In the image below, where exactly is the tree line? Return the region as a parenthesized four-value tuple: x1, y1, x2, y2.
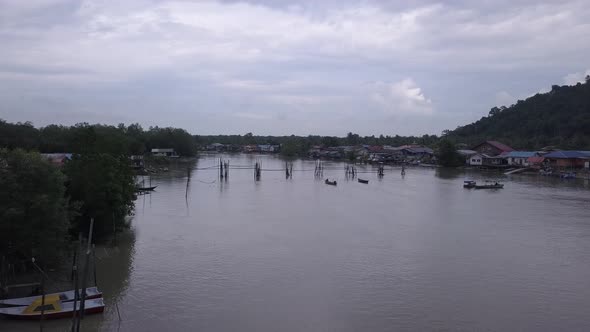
(0, 121, 198, 156)
(446, 77, 590, 149)
(0, 148, 136, 270)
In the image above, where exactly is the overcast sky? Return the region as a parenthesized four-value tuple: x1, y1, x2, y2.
(0, 0, 589, 136)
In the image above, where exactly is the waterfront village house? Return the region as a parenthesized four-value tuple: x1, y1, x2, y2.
(543, 151, 590, 169)
(206, 143, 225, 152)
(130, 155, 144, 169)
(40, 153, 72, 166)
(354, 146, 370, 159)
(468, 153, 505, 166)
(471, 141, 514, 156)
(258, 144, 280, 153)
(402, 146, 434, 161)
(382, 146, 405, 161)
(468, 153, 485, 166)
(504, 151, 539, 167)
(457, 150, 477, 164)
(151, 148, 178, 157)
(527, 156, 547, 169)
(243, 145, 257, 153)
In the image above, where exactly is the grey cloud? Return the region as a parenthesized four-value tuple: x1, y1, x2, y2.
(0, 0, 588, 136)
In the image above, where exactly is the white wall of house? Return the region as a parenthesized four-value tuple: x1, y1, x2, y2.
(469, 154, 483, 166)
(508, 157, 529, 166)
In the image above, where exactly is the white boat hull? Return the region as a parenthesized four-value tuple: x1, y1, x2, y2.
(0, 298, 104, 320)
(0, 287, 101, 306)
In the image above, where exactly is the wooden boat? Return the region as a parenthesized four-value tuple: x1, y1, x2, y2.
(463, 180, 476, 188)
(0, 287, 101, 306)
(325, 179, 337, 186)
(0, 296, 104, 320)
(135, 185, 157, 192)
(358, 179, 369, 184)
(474, 182, 504, 189)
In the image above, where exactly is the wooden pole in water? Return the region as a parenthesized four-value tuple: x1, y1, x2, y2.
(92, 244, 97, 287)
(70, 259, 79, 332)
(31, 258, 46, 332)
(112, 212, 117, 246)
(0, 256, 4, 296)
(39, 264, 45, 332)
(70, 250, 77, 282)
(77, 218, 94, 327)
(185, 165, 191, 200)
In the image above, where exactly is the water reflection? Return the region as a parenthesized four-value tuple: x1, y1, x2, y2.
(434, 167, 467, 179)
(94, 229, 136, 331)
(4, 155, 590, 332)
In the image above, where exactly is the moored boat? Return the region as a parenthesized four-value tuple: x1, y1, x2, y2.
(474, 181, 504, 189)
(135, 185, 157, 192)
(0, 287, 101, 306)
(358, 179, 369, 184)
(0, 296, 104, 320)
(463, 180, 476, 188)
(325, 179, 337, 186)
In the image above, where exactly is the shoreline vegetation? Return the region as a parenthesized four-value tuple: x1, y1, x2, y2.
(1, 78, 589, 297)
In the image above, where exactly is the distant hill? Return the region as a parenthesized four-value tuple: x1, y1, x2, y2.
(447, 78, 590, 150)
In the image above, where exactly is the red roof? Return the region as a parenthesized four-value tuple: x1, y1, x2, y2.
(528, 156, 545, 164)
(472, 141, 514, 152)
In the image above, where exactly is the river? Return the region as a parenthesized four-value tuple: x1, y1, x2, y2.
(5, 154, 590, 331)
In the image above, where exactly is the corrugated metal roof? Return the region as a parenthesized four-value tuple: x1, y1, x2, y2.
(527, 156, 545, 163)
(506, 151, 538, 158)
(544, 151, 590, 159)
(471, 141, 514, 152)
(457, 149, 477, 156)
(488, 141, 514, 152)
(404, 147, 434, 154)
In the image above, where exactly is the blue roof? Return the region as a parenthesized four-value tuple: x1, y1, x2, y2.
(544, 151, 590, 159)
(506, 151, 537, 158)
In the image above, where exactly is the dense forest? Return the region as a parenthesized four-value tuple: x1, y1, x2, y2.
(446, 76, 590, 149)
(0, 121, 197, 156)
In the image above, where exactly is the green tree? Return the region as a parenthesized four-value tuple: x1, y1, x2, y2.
(346, 150, 357, 162)
(0, 149, 72, 265)
(437, 139, 462, 167)
(0, 120, 40, 150)
(64, 153, 136, 238)
(146, 127, 197, 156)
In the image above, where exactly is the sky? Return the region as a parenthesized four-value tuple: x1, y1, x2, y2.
(0, 0, 589, 136)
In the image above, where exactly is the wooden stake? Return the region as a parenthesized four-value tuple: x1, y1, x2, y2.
(78, 218, 94, 328)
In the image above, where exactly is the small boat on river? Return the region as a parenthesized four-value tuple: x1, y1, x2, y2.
(0, 296, 104, 320)
(135, 186, 157, 192)
(325, 179, 337, 186)
(463, 180, 477, 188)
(0, 287, 101, 306)
(358, 179, 369, 184)
(474, 181, 504, 189)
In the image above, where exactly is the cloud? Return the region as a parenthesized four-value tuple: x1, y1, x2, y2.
(495, 91, 516, 107)
(371, 79, 433, 115)
(232, 112, 271, 120)
(563, 69, 590, 85)
(0, 0, 589, 135)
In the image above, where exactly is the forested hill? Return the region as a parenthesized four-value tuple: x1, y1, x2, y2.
(447, 77, 590, 149)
